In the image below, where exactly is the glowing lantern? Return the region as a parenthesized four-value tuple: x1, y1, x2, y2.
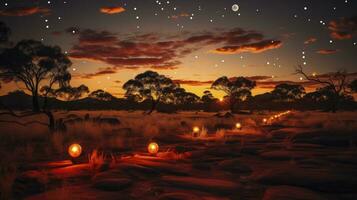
(193, 126, 200, 133)
(147, 142, 159, 154)
(235, 122, 242, 129)
(263, 118, 267, 123)
(68, 143, 82, 158)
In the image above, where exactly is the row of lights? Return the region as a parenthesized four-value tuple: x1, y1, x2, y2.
(262, 110, 291, 124)
(68, 142, 161, 159)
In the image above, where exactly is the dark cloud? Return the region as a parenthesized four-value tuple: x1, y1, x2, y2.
(100, 6, 125, 14)
(328, 16, 357, 40)
(0, 6, 50, 16)
(316, 49, 340, 55)
(67, 27, 282, 70)
(257, 72, 357, 89)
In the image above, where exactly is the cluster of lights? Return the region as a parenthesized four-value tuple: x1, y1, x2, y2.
(262, 110, 292, 124)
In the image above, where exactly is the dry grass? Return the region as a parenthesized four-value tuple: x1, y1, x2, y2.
(88, 150, 106, 173)
(0, 110, 357, 197)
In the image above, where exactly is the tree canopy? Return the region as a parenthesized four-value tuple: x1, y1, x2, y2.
(89, 89, 115, 101)
(211, 76, 256, 112)
(271, 83, 305, 102)
(123, 70, 178, 113)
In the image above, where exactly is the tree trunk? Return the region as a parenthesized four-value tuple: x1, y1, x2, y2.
(44, 111, 55, 132)
(229, 98, 236, 113)
(330, 94, 338, 113)
(32, 93, 40, 112)
(147, 98, 159, 115)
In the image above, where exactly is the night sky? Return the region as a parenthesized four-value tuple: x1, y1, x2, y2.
(1, 0, 357, 98)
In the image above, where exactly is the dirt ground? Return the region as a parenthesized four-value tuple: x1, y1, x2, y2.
(1, 111, 357, 200)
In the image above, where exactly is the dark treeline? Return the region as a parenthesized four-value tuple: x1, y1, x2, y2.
(1, 83, 356, 113)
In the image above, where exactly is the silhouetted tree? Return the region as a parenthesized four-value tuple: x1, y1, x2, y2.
(174, 88, 199, 105)
(211, 76, 256, 113)
(89, 89, 114, 101)
(201, 90, 216, 104)
(296, 66, 354, 112)
(123, 71, 177, 114)
(0, 40, 72, 112)
(271, 83, 305, 102)
(0, 40, 79, 131)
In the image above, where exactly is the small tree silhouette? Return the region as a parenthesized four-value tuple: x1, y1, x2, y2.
(211, 76, 256, 113)
(89, 89, 114, 101)
(271, 83, 305, 102)
(167, 88, 200, 105)
(123, 70, 177, 114)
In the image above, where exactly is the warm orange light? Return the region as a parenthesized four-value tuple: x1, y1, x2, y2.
(147, 142, 159, 154)
(235, 122, 242, 129)
(219, 98, 224, 102)
(263, 118, 267, 123)
(193, 126, 200, 133)
(68, 143, 82, 158)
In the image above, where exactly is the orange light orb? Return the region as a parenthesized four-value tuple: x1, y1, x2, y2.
(235, 122, 242, 129)
(263, 118, 267, 123)
(193, 126, 200, 133)
(219, 98, 224, 102)
(68, 143, 82, 158)
(147, 142, 159, 154)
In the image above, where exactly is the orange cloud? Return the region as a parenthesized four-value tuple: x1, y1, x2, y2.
(171, 13, 190, 20)
(304, 37, 317, 45)
(0, 6, 50, 16)
(316, 49, 340, 55)
(76, 68, 117, 79)
(173, 79, 213, 86)
(213, 40, 282, 54)
(100, 6, 125, 14)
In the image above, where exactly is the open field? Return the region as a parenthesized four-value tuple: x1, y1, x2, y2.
(1, 111, 357, 200)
